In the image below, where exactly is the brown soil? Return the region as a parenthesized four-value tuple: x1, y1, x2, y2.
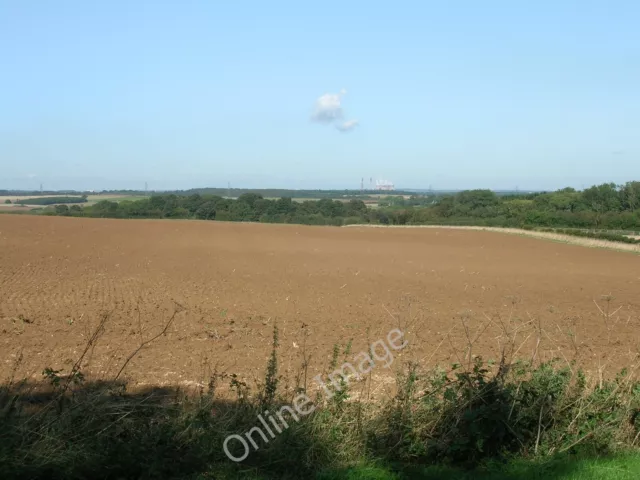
(1, 216, 639, 391)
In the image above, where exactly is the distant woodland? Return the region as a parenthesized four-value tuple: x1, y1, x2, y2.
(40, 181, 640, 232)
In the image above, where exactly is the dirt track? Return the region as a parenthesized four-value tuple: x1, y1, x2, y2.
(1, 216, 639, 390)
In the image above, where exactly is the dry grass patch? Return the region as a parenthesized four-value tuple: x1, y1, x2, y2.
(346, 224, 640, 254)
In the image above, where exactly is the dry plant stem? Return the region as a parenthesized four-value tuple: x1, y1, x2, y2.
(446, 334, 467, 378)
(534, 403, 544, 454)
(460, 316, 473, 371)
(486, 309, 533, 367)
(530, 315, 542, 365)
(301, 324, 310, 394)
(593, 297, 623, 346)
(463, 317, 493, 370)
(418, 329, 451, 365)
(61, 311, 110, 394)
(113, 303, 182, 382)
(556, 321, 580, 360)
(512, 333, 533, 361)
(382, 303, 420, 341)
(542, 330, 573, 374)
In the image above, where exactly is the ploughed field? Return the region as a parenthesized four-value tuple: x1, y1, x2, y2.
(1, 215, 639, 390)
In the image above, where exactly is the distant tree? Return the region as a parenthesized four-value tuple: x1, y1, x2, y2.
(92, 200, 120, 217)
(534, 191, 581, 212)
(620, 181, 640, 211)
(230, 199, 254, 221)
(582, 183, 622, 226)
(195, 201, 216, 220)
(54, 204, 70, 215)
(274, 197, 296, 215)
(4, 199, 11, 204)
(315, 198, 345, 217)
(161, 195, 180, 217)
(183, 193, 203, 214)
(237, 193, 263, 209)
(502, 199, 534, 218)
(434, 196, 455, 217)
(166, 207, 189, 218)
(346, 199, 367, 216)
(148, 195, 165, 209)
(456, 190, 499, 209)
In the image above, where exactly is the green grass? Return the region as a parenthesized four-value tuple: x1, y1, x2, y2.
(316, 455, 640, 480)
(0, 208, 38, 215)
(203, 455, 640, 479)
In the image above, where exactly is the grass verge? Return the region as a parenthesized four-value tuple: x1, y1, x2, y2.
(344, 224, 640, 254)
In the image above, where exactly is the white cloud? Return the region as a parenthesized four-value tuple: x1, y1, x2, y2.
(311, 89, 359, 133)
(311, 91, 345, 123)
(336, 119, 359, 133)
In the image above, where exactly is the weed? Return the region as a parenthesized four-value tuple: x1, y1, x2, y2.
(259, 325, 280, 407)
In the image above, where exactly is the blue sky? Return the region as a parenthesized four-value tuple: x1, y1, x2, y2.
(1, 1, 638, 191)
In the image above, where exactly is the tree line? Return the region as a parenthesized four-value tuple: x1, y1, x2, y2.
(50, 193, 372, 226)
(401, 182, 640, 230)
(45, 182, 640, 230)
(17, 196, 88, 205)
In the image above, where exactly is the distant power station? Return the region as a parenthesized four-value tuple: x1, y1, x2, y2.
(361, 177, 395, 191)
(374, 179, 395, 191)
